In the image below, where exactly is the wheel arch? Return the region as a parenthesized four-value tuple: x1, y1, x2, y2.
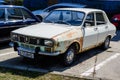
(106, 35, 112, 41)
(66, 41, 81, 54)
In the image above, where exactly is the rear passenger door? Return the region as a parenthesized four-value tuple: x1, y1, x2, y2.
(95, 12, 108, 44)
(6, 8, 26, 28)
(5, 8, 26, 38)
(0, 8, 9, 40)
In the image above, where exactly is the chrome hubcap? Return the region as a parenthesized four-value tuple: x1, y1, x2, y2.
(66, 50, 74, 63)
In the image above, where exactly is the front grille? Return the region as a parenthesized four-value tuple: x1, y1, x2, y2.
(18, 35, 45, 46)
(29, 38, 37, 45)
(19, 36, 25, 43)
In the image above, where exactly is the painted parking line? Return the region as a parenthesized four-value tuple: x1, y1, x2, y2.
(81, 53, 120, 76)
(0, 52, 15, 57)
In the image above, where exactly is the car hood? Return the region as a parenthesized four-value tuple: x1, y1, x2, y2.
(12, 23, 72, 39)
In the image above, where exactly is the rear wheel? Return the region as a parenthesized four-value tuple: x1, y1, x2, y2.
(102, 37, 110, 50)
(63, 46, 76, 66)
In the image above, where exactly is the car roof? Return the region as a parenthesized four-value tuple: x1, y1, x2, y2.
(55, 8, 103, 14)
(51, 3, 86, 7)
(0, 1, 5, 3)
(0, 5, 24, 8)
(0, 0, 8, 4)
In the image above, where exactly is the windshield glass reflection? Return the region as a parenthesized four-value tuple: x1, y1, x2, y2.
(44, 10, 85, 26)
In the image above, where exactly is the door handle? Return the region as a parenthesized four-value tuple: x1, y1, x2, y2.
(94, 27, 98, 31)
(105, 26, 108, 29)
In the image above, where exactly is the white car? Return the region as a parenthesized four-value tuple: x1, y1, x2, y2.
(11, 8, 116, 66)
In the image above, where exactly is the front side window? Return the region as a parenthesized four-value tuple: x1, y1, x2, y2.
(44, 10, 85, 26)
(7, 8, 23, 21)
(0, 9, 5, 21)
(96, 13, 106, 25)
(84, 13, 95, 26)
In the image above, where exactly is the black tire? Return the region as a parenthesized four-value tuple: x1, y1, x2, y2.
(13, 42, 18, 51)
(22, 56, 31, 62)
(102, 37, 110, 50)
(63, 46, 76, 66)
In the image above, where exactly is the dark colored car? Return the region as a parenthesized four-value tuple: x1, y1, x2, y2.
(32, 3, 86, 20)
(0, 5, 40, 42)
(111, 14, 120, 29)
(0, 0, 7, 5)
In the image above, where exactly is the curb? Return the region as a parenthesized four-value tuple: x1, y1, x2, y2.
(0, 64, 105, 80)
(0, 64, 48, 73)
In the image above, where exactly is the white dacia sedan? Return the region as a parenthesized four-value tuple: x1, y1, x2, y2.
(11, 8, 116, 66)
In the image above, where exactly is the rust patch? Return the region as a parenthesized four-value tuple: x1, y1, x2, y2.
(66, 32, 75, 38)
(79, 37, 83, 52)
(52, 30, 71, 39)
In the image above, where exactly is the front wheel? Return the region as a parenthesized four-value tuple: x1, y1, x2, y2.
(63, 46, 75, 66)
(102, 37, 110, 50)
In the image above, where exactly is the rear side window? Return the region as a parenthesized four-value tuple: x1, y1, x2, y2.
(96, 13, 106, 25)
(0, 9, 5, 21)
(7, 8, 23, 21)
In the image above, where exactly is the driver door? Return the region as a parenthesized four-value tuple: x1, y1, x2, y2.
(82, 12, 98, 49)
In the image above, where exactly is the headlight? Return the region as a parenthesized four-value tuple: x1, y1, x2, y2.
(11, 33, 18, 41)
(44, 40, 54, 47)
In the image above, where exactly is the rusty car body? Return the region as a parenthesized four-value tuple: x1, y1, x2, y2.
(11, 8, 116, 66)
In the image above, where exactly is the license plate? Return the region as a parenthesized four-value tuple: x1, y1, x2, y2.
(18, 50, 34, 59)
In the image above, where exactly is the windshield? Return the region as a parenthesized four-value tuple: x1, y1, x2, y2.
(44, 10, 85, 26)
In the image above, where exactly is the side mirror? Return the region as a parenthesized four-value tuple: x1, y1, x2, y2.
(36, 15, 43, 22)
(84, 22, 91, 27)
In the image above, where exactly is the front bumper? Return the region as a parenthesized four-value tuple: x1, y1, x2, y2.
(18, 47, 60, 56)
(10, 42, 61, 56)
(9, 42, 14, 47)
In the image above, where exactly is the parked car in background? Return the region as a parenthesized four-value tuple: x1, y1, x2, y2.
(32, 3, 86, 20)
(0, 0, 7, 5)
(111, 14, 120, 29)
(0, 5, 40, 42)
(11, 8, 116, 66)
